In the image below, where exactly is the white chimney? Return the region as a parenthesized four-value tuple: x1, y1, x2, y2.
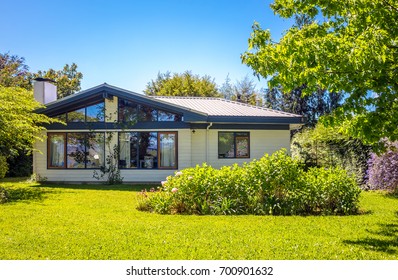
(33, 78, 57, 104)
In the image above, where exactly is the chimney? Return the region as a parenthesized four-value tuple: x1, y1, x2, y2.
(33, 78, 57, 104)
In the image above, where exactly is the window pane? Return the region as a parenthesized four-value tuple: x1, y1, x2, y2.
(158, 111, 182, 122)
(86, 133, 105, 168)
(139, 105, 157, 121)
(119, 132, 139, 168)
(218, 132, 235, 158)
(48, 134, 65, 168)
(67, 108, 85, 122)
(67, 133, 86, 168)
(236, 136, 249, 158)
(86, 102, 104, 122)
(139, 132, 157, 168)
(159, 133, 177, 168)
(119, 99, 138, 123)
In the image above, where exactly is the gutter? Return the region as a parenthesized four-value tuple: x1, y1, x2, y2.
(205, 122, 213, 162)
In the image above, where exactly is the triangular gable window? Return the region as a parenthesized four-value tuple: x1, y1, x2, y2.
(118, 98, 182, 122)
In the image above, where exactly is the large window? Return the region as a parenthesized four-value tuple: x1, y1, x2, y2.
(218, 132, 250, 158)
(118, 98, 182, 123)
(119, 132, 177, 169)
(56, 102, 105, 123)
(47, 132, 105, 169)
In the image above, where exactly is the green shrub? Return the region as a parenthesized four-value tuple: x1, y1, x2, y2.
(303, 168, 361, 215)
(138, 149, 361, 216)
(0, 156, 8, 179)
(0, 187, 9, 204)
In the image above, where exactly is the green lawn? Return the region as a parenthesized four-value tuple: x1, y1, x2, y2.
(0, 179, 397, 260)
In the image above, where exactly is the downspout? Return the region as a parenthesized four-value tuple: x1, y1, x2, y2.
(206, 122, 213, 163)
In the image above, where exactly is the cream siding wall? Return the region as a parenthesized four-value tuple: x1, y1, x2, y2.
(190, 129, 290, 169)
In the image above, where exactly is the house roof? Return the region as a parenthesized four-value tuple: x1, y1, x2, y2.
(152, 96, 301, 118)
(38, 83, 305, 126)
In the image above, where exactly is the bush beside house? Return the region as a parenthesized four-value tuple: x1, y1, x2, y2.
(138, 149, 361, 215)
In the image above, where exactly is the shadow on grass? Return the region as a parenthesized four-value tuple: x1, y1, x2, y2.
(343, 218, 398, 255)
(1, 186, 51, 204)
(41, 183, 159, 192)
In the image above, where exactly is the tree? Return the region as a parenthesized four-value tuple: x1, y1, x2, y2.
(0, 86, 58, 157)
(0, 53, 32, 90)
(219, 74, 234, 100)
(264, 86, 343, 127)
(242, 0, 398, 145)
(231, 75, 262, 105)
(144, 71, 221, 97)
(34, 63, 83, 99)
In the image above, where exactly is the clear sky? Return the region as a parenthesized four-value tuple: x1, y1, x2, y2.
(1, 0, 293, 93)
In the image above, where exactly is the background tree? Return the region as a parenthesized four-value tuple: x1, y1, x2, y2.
(242, 0, 398, 146)
(33, 63, 83, 99)
(231, 75, 262, 105)
(144, 70, 221, 97)
(219, 74, 234, 100)
(0, 53, 32, 90)
(264, 86, 343, 127)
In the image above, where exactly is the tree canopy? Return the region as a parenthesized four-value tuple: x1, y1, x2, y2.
(242, 0, 398, 144)
(0, 53, 31, 89)
(0, 86, 57, 156)
(144, 71, 221, 97)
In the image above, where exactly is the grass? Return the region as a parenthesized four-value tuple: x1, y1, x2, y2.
(0, 179, 397, 260)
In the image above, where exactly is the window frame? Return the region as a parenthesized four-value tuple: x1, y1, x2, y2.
(47, 132, 105, 169)
(118, 131, 178, 170)
(47, 133, 67, 169)
(158, 132, 178, 169)
(218, 132, 250, 159)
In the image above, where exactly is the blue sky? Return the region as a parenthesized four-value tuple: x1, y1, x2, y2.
(1, 0, 293, 93)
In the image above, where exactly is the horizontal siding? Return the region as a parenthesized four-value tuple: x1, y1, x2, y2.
(207, 129, 290, 169)
(191, 130, 206, 166)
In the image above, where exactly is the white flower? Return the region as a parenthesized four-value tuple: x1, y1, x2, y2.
(171, 188, 178, 193)
(175, 171, 183, 177)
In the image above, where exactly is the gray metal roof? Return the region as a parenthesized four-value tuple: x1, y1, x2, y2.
(152, 96, 302, 118)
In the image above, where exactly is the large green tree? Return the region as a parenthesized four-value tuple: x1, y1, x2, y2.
(0, 53, 31, 90)
(0, 86, 57, 156)
(144, 71, 221, 97)
(242, 0, 398, 145)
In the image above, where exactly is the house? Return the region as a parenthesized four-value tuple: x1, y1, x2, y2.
(33, 79, 304, 183)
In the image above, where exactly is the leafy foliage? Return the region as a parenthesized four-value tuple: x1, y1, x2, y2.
(242, 0, 398, 144)
(367, 141, 398, 191)
(291, 123, 371, 185)
(264, 86, 343, 127)
(0, 52, 32, 89)
(93, 144, 123, 185)
(0, 156, 8, 179)
(33, 63, 83, 99)
(139, 149, 361, 215)
(144, 71, 221, 97)
(0, 86, 58, 157)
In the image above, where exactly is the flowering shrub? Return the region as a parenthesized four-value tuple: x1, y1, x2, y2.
(137, 149, 361, 215)
(367, 142, 398, 191)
